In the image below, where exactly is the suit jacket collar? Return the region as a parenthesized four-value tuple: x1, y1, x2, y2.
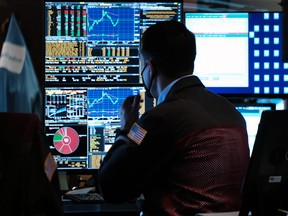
(165, 75, 205, 100)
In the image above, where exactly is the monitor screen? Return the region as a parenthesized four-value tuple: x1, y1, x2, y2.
(44, 86, 151, 170)
(234, 103, 275, 156)
(44, 0, 183, 86)
(185, 12, 288, 98)
(44, 0, 183, 172)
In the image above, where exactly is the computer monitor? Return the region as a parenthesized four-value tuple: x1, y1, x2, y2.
(234, 103, 276, 156)
(44, 0, 183, 86)
(44, 86, 150, 171)
(184, 12, 288, 98)
(239, 110, 288, 215)
(43, 0, 183, 174)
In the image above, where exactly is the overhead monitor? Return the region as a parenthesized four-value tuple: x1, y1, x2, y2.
(44, 0, 183, 86)
(185, 12, 288, 98)
(234, 103, 276, 156)
(44, 0, 183, 173)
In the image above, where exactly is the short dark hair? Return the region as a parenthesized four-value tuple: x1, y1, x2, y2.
(141, 21, 196, 79)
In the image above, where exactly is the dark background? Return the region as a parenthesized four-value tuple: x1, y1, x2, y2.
(0, 0, 43, 86)
(0, 0, 283, 88)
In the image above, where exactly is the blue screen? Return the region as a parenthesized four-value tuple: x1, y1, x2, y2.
(234, 103, 275, 156)
(44, 0, 182, 86)
(185, 12, 287, 97)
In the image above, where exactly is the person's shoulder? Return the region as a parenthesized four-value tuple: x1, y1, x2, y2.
(140, 102, 173, 121)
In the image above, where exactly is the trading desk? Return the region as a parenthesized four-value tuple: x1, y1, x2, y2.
(62, 200, 141, 216)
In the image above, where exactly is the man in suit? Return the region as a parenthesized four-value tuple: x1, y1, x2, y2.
(99, 21, 250, 216)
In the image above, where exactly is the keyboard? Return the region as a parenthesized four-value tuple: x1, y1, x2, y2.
(64, 192, 105, 203)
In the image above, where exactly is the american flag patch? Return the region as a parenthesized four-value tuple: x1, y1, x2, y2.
(127, 123, 147, 145)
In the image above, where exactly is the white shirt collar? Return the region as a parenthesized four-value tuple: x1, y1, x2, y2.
(157, 74, 194, 105)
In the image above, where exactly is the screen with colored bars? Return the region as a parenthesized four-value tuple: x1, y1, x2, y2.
(185, 12, 287, 98)
(44, 0, 183, 171)
(44, 86, 149, 170)
(44, 0, 182, 85)
(234, 103, 275, 156)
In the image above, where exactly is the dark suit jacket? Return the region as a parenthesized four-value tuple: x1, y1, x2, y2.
(99, 76, 250, 215)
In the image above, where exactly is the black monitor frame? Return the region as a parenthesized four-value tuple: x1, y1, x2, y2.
(239, 110, 288, 215)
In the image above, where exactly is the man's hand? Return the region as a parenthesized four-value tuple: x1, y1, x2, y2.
(119, 95, 142, 131)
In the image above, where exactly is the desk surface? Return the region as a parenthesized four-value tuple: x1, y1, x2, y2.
(63, 200, 141, 216)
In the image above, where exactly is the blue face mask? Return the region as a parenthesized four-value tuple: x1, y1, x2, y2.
(141, 63, 155, 98)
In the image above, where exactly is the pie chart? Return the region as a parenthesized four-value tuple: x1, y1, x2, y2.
(53, 127, 79, 154)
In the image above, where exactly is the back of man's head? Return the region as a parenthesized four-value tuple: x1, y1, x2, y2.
(141, 21, 196, 79)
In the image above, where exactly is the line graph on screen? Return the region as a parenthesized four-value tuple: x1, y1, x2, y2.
(87, 88, 139, 119)
(87, 7, 135, 41)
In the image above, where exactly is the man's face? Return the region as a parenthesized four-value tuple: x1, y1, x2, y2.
(139, 51, 154, 98)
(139, 52, 148, 84)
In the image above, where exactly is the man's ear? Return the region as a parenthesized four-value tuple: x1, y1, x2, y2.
(147, 60, 158, 78)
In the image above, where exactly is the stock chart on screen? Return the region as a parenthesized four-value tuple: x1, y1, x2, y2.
(44, 0, 182, 171)
(44, 1, 182, 85)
